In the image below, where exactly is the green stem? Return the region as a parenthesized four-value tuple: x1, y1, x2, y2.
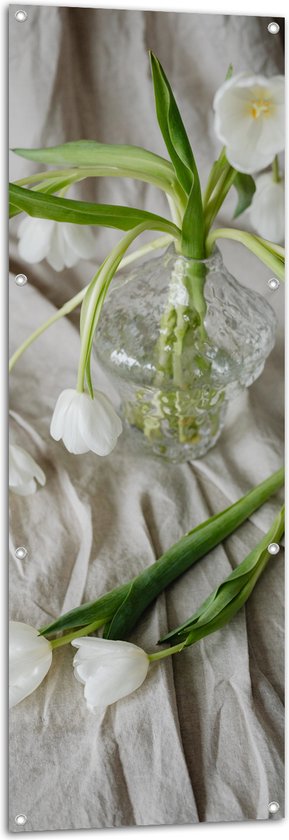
(204, 167, 237, 235)
(206, 227, 285, 281)
(50, 618, 104, 649)
(13, 163, 187, 221)
(76, 221, 180, 393)
(103, 467, 284, 641)
(272, 155, 280, 183)
(159, 505, 284, 645)
(253, 236, 285, 261)
(39, 467, 284, 639)
(202, 147, 228, 208)
(148, 641, 188, 661)
(9, 235, 173, 373)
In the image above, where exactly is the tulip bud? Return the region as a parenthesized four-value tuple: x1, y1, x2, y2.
(9, 444, 46, 496)
(71, 637, 149, 710)
(9, 622, 52, 708)
(50, 388, 122, 456)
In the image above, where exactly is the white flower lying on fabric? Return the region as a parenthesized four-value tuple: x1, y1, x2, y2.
(9, 621, 52, 708)
(249, 172, 285, 243)
(9, 443, 46, 496)
(213, 74, 284, 174)
(71, 637, 150, 710)
(17, 216, 96, 271)
(50, 388, 122, 455)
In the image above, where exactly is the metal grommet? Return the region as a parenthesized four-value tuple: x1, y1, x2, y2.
(15, 10, 28, 22)
(15, 274, 28, 287)
(15, 546, 28, 560)
(268, 800, 280, 815)
(268, 543, 280, 556)
(15, 814, 27, 825)
(267, 21, 280, 34)
(267, 277, 280, 291)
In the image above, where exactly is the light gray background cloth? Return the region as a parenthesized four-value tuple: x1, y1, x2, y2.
(9, 5, 284, 830)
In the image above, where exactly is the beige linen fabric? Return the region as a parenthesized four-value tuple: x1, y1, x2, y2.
(9, 5, 284, 830)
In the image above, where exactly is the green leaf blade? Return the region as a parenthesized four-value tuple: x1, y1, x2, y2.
(9, 184, 177, 231)
(150, 52, 195, 196)
(181, 180, 206, 258)
(159, 505, 284, 645)
(12, 140, 177, 189)
(150, 53, 205, 256)
(38, 468, 284, 640)
(101, 469, 284, 640)
(233, 172, 256, 218)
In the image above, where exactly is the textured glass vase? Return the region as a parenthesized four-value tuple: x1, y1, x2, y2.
(94, 245, 277, 462)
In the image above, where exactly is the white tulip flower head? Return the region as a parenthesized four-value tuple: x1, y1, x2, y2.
(50, 388, 123, 455)
(17, 217, 96, 271)
(213, 74, 284, 174)
(250, 172, 285, 243)
(9, 444, 46, 496)
(9, 621, 52, 708)
(71, 637, 150, 710)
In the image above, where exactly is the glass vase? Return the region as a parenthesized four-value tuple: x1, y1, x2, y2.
(93, 245, 277, 463)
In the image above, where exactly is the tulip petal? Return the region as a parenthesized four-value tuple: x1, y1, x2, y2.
(10, 479, 37, 496)
(84, 658, 148, 708)
(50, 389, 89, 454)
(9, 622, 52, 708)
(62, 224, 96, 260)
(9, 444, 46, 495)
(250, 174, 284, 243)
(226, 147, 275, 174)
(50, 389, 77, 441)
(55, 224, 80, 269)
(50, 389, 122, 455)
(213, 73, 285, 174)
(72, 637, 146, 656)
(79, 392, 122, 456)
(18, 217, 55, 264)
(258, 105, 285, 155)
(71, 637, 149, 709)
(46, 224, 67, 271)
(60, 398, 89, 454)
(9, 445, 46, 485)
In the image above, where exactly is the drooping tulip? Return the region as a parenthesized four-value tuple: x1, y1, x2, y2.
(17, 216, 96, 271)
(50, 388, 122, 456)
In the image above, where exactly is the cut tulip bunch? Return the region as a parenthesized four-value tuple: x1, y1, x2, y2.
(9, 468, 284, 709)
(9, 55, 285, 469)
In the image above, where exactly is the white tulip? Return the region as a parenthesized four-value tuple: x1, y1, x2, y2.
(9, 443, 46, 496)
(50, 388, 122, 455)
(9, 621, 52, 708)
(17, 216, 96, 271)
(71, 637, 150, 710)
(213, 74, 284, 174)
(249, 172, 285, 244)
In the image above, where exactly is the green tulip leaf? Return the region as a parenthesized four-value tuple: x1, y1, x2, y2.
(159, 505, 284, 645)
(150, 53, 205, 255)
(233, 172, 256, 218)
(12, 140, 180, 194)
(38, 469, 284, 640)
(9, 184, 176, 231)
(150, 52, 197, 196)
